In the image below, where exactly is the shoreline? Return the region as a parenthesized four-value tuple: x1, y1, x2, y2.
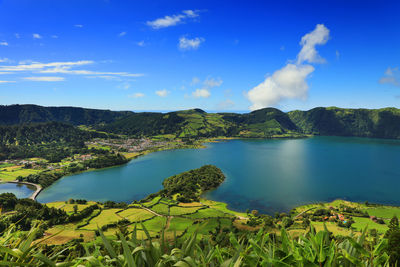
(6, 180, 42, 200)
(0, 135, 311, 203)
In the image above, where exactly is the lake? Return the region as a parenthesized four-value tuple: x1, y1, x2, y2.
(0, 183, 35, 198)
(34, 136, 400, 214)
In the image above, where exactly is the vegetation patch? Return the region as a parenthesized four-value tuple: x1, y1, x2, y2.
(118, 208, 155, 222)
(81, 209, 122, 230)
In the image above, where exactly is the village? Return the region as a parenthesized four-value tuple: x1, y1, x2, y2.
(0, 136, 192, 182)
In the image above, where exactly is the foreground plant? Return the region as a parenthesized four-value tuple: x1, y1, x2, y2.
(0, 222, 396, 266)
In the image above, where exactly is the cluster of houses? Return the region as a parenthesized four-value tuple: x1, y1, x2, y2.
(0, 159, 45, 170)
(86, 138, 176, 153)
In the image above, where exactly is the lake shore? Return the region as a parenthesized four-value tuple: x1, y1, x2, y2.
(6, 180, 42, 200)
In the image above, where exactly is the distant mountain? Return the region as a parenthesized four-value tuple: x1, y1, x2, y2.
(99, 108, 301, 138)
(1, 104, 400, 139)
(288, 107, 400, 139)
(0, 104, 132, 125)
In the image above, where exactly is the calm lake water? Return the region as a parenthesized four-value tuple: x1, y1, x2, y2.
(0, 183, 35, 198)
(34, 136, 400, 214)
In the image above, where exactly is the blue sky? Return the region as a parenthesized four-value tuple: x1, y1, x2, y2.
(0, 0, 399, 112)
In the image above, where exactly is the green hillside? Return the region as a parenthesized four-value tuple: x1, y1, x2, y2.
(2, 104, 400, 139)
(99, 108, 303, 138)
(0, 104, 132, 125)
(288, 107, 400, 139)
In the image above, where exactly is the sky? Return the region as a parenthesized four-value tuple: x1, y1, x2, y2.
(0, 0, 399, 112)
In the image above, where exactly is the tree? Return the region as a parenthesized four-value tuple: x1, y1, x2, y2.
(385, 216, 399, 238)
(73, 205, 78, 214)
(0, 193, 18, 211)
(388, 228, 400, 265)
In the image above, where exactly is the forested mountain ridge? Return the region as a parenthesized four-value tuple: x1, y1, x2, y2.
(0, 122, 110, 161)
(288, 106, 400, 139)
(98, 108, 301, 138)
(0, 104, 132, 125)
(1, 104, 400, 139)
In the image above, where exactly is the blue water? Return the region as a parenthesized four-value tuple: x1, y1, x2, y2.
(0, 183, 35, 198)
(36, 137, 400, 214)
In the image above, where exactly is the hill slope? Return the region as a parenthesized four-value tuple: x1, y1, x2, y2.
(2, 104, 400, 139)
(98, 108, 301, 138)
(0, 104, 132, 125)
(288, 107, 400, 139)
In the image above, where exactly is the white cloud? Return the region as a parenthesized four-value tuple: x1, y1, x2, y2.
(23, 76, 65, 82)
(0, 80, 16, 83)
(297, 24, 330, 64)
(203, 77, 223, 88)
(33, 33, 42, 39)
(336, 50, 340, 59)
(129, 92, 145, 98)
(192, 88, 210, 98)
(247, 64, 314, 110)
(190, 77, 223, 98)
(15, 33, 20, 39)
(0, 58, 9, 63)
(51, 35, 58, 39)
(0, 42, 8, 46)
(147, 10, 199, 29)
(74, 24, 83, 28)
(0, 60, 93, 72)
(247, 24, 330, 110)
(379, 67, 399, 87)
(156, 89, 169, 97)
(179, 37, 204, 50)
(136, 40, 145, 47)
(0, 60, 143, 78)
(119, 32, 126, 37)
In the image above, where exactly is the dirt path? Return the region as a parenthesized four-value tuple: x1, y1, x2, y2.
(165, 216, 172, 231)
(141, 206, 163, 217)
(294, 207, 316, 219)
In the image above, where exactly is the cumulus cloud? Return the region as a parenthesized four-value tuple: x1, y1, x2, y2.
(191, 77, 223, 98)
(379, 67, 399, 87)
(0, 58, 9, 63)
(146, 10, 199, 29)
(0, 42, 8, 46)
(156, 89, 169, 97)
(33, 33, 42, 39)
(204, 77, 223, 88)
(297, 24, 330, 64)
(247, 64, 314, 110)
(15, 33, 20, 39)
(129, 92, 145, 98)
(193, 88, 210, 98)
(179, 37, 204, 50)
(23, 76, 65, 82)
(247, 24, 330, 110)
(119, 32, 126, 37)
(74, 24, 83, 28)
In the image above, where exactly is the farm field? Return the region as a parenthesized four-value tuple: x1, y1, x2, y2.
(81, 208, 123, 230)
(0, 165, 40, 181)
(46, 201, 99, 213)
(37, 197, 400, 246)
